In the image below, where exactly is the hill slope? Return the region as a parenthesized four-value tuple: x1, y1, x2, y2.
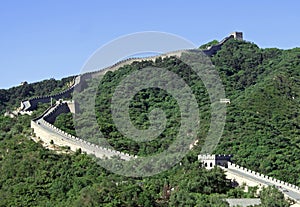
(212, 39, 300, 185)
(0, 38, 298, 206)
(63, 39, 300, 184)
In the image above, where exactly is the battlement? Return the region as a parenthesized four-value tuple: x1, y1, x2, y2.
(226, 162, 300, 200)
(31, 101, 135, 160)
(198, 154, 233, 161)
(216, 154, 233, 160)
(198, 154, 215, 160)
(198, 154, 233, 169)
(23, 32, 242, 165)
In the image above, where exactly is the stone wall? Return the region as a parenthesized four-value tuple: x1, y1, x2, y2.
(198, 154, 233, 169)
(43, 102, 70, 124)
(31, 102, 134, 161)
(21, 85, 75, 111)
(202, 34, 235, 56)
(227, 162, 300, 194)
(21, 32, 239, 113)
(26, 32, 242, 162)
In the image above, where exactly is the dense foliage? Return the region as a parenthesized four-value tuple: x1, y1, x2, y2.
(0, 38, 298, 206)
(212, 39, 300, 185)
(93, 56, 211, 156)
(53, 113, 76, 136)
(70, 39, 300, 185)
(0, 77, 74, 113)
(0, 112, 233, 206)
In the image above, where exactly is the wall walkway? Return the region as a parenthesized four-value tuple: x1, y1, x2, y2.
(221, 162, 300, 203)
(31, 101, 134, 160)
(25, 33, 236, 161)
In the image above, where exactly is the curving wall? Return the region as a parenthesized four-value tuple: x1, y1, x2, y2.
(20, 82, 76, 111)
(24, 32, 300, 203)
(20, 33, 235, 112)
(202, 34, 234, 56)
(31, 101, 134, 160)
(225, 162, 300, 202)
(25, 33, 237, 161)
(227, 162, 300, 192)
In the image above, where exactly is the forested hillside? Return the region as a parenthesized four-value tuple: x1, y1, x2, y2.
(58, 39, 300, 184)
(212, 39, 300, 185)
(0, 77, 74, 113)
(0, 38, 297, 206)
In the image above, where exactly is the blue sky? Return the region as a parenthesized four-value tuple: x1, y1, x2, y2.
(1, 0, 299, 89)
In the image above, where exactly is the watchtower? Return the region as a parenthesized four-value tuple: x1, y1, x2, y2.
(198, 154, 233, 169)
(231, 32, 243, 40)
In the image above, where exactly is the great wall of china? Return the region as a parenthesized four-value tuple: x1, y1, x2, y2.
(19, 32, 300, 204)
(19, 32, 239, 112)
(198, 154, 300, 203)
(31, 100, 134, 160)
(224, 162, 300, 203)
(21, 33, 241, 160)
(226, 162, 300, 192)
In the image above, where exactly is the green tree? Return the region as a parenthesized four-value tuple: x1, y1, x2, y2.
(259, 186, 290, 207)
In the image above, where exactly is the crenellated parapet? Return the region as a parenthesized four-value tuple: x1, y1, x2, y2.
(198, 154, 233, 169)
(199, 154, 300, 201)
(20, 32, 242, 113)
(31, 100, 135, 160)
(227, 162, 300, 193)
(27, 32, 242, 161)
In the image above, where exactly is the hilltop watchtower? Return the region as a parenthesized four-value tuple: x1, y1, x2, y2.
(231, 32, 243, 40)
(198, 154, 233, 169)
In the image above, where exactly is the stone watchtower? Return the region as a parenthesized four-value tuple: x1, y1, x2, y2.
(198, 154, 233, 169)
(231, 32, 243, 40)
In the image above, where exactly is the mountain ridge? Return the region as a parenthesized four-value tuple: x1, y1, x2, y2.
(0, 34, 298, 206)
